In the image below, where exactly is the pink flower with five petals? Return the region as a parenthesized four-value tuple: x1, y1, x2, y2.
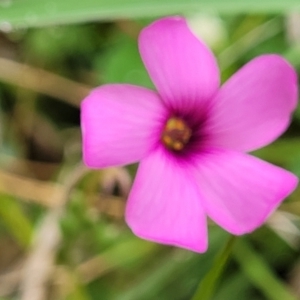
(81, 17, 298, 252)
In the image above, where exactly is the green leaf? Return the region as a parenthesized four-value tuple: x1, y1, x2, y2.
(65, 271, 92, 300)
(0, 194, 33, 248)
(213, 273, 253, 300)
(117, 228, 229, 300)
(284, 44, 300, 68)
(252, 138, 300, 165)
(1, 0, 300, 29)
(99, 35, 153, 88)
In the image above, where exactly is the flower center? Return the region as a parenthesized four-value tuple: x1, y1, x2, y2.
(161, 117, 192, 151)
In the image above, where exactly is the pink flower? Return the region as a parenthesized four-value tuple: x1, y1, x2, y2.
(81, 17, 298, 252)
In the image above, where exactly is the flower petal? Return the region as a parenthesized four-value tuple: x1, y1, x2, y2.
(81, 84, 167, 168)
(192, 149, 298, 235)
(126, 146, 208, 252)
(203, 55, 298, 152)
(139, 17, 219, 115)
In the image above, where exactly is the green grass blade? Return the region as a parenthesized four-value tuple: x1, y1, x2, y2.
(1, 0, 300, 29)
(233, 238, 297, 300)
(191, 235, 236, 300)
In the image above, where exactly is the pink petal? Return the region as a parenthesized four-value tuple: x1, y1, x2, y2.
(203, 55, 298, 152)
(126, 146, 208, 252)
(139, 17, 219, 115)
(192, 149, 298, 234)
(81, 84, 167, 168)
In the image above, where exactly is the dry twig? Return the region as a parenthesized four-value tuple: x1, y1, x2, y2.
(19, 163, 88, 300)
(0, 56, 91, 107)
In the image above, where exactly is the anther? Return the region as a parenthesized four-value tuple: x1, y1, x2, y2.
(161, 117, 192, 151)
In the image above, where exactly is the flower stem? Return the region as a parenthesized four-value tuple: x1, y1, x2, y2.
(191, 235, 236, 300)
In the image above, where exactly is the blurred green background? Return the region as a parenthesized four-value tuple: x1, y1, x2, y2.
(1, 1, 300, 300)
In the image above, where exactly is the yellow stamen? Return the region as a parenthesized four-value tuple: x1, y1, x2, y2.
(161, 117, 192, 151)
